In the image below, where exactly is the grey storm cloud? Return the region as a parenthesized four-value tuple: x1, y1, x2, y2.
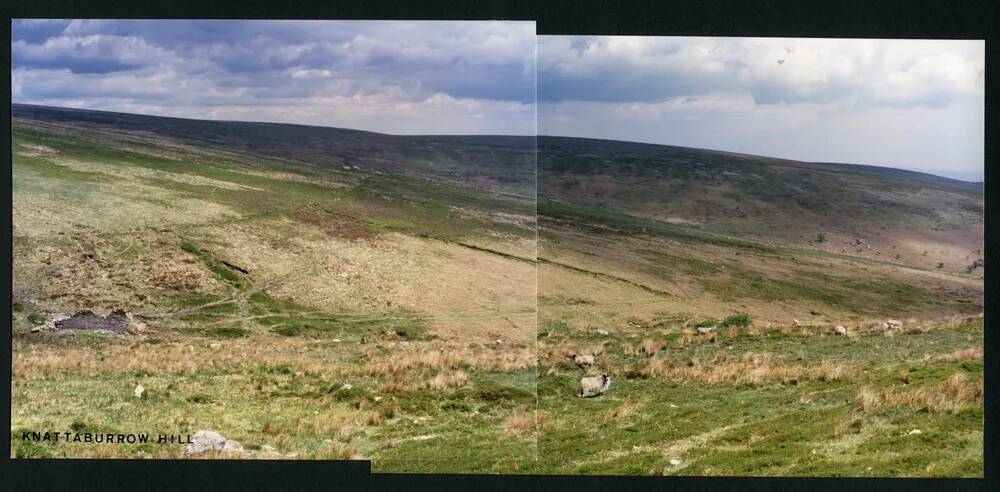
(11, 20, 537, 135)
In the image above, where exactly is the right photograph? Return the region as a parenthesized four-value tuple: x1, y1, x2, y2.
(535, 37, 984, 476)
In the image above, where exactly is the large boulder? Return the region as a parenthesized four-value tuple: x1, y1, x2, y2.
(185, 430, 246, 456)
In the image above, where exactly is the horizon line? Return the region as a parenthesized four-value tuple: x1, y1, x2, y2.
(12, 103, 983, 184)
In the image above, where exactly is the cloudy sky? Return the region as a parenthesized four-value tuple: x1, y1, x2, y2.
(539, 36, 985, 181)
(12, 20, 537, 135)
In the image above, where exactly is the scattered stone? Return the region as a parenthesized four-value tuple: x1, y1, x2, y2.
(30, 326, 42, 333)
(340, 383, 353, 391)
(595, 329, 609, 336)
(185, 430, 229, 454)
(222, 440, 245, 454)
(669, 458, 681, 466)
(792, 318, 801, 326)
(257, 445, 283, 459)
(134, 384, 145, 399)
(886, 319, 903, 329)
(908, 429, 922, 435)
(495, 339, 504, 346)
(332, 338, 342, 343)
(209, 343, 222, 350)
(834, 325, 847, 336)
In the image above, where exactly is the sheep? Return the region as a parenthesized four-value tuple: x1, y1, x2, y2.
(579, 373, 611, 398)
(834, 325, 847, 336)
(570, 353, 595, 368)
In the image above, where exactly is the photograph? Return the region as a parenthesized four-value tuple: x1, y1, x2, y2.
(10, 19, 539, 472)
(535, 36, 984, 476)
(5, 12, 991, 487)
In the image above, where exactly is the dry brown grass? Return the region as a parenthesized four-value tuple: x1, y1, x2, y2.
(639, 338, 665, 357)
(11, 337, 534, 383)
(426, 370, 469, 390)
(505, 413, 536, 437)
(929, 347, 983, 362)
(855, 374, 983, 414)
(639, 352, 852, 386)
(601, 399, 644, 421)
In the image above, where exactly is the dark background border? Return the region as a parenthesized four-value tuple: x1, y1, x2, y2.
(1, 1, 995, 491)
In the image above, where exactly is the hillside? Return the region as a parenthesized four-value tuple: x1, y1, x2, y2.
(13, 104, 536, 195)
(539, 136, 984, 274)
(11, 108, 537, 469)
(535, 135, 983, 476)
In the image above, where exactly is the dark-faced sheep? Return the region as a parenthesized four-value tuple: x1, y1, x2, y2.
(579, 373, 611, 397)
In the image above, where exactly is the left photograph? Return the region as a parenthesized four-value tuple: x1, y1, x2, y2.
(10, 20, 538, 471)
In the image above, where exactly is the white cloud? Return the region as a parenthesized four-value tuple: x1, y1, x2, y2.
(539, 36, 984, 178)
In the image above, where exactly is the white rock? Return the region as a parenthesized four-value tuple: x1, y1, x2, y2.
(886, 319, 903, 329)
(340, 383, 353, 391)
(669, 458, 681, 466)
(221, 439, 244, 454)
(134, 384, 145, 399)
(209, 343, 221, 349)
(185, 430, 228, 454)
(332, 338, 342, 343)
(595, 329, 609, 336)
(257, 444, 282, 459)
(792, 318, 801, 326)
(30, 326, 42, 333)
(908, 429, 922, 435)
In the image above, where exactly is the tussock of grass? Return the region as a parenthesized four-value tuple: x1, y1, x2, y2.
(602, 399, 644, 421)
(855, 374, 983, 414)
(721, 312, 752, 328)
(505, 413, 536, 437)
(426, 370, 469, 390)
(929, 347, 983, 362)
(639, 352, 852, 386)
(639, 338, 665, 357)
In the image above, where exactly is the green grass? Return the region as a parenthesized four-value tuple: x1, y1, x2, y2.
(721, 313, 752, 328)
(533, 318, 983, 476)
(179, 242, 248, 289)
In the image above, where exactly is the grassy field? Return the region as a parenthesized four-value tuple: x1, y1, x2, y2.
(10, 113, 537, 471)
(532, 315, 982, 476)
